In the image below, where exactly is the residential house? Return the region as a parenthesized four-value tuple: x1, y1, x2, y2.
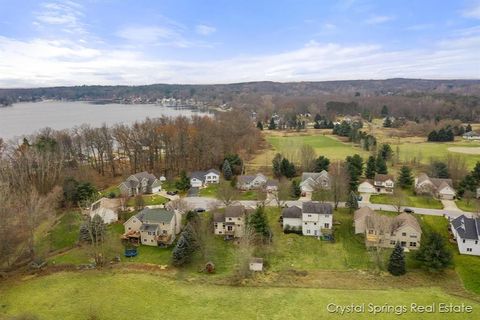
(265, 179, 279, 193)
(358, 180, 376, 194)
(281, 206, 303, 231)
(249, 257, 264, 272)
(373, 174, 394, 194)
(89, 197, 121, 224)
(415, 173, 456, 200)
(119, 172, 162, 197)
(302, 202, 333, 237)
(236, 173, 268, 190)
(354, 208, 422, 250)
(213, 205, 250, 239)
(123, 208, 181, 246)
(450, 215, 480, 256)
(189, 169, 221, 188)
(300, 171, 330, 195)
(463, 131, 480, 140)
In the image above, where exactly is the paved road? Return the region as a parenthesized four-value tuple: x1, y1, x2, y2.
(182, 197, 472, 218)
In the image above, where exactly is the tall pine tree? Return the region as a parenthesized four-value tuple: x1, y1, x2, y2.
(397, 166, 413, 188)
(375, 155, 388, 174)
(388, 243, 406, 276)
(346, 191, 359, 213)
(222, 159, 233, 180)
(415, 232, 452, 272)
(365, 156, 376, 179)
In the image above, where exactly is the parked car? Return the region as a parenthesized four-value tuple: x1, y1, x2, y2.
(403, 208, 414, 214)
(357, 195, 363, 201)
(166, 190, 178, 195)
(194, 207, 206, 213)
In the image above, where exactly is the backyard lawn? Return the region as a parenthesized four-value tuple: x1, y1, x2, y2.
(126, 194, 169, 206)
(198, 183, 219, 197)
(2, 272, 479, 320)
(455, 199, 480, 212)
(370, 192, 443, 209)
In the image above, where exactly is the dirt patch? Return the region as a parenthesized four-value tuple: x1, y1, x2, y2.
(448, 147, 480, 155)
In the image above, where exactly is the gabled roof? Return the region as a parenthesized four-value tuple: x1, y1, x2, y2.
(266, 179, 279, 187)
(354, 206, 374, 221)
(374, 174, 394, 182)
(302, 201, 333, 215)
(121, 172, 158, 188)
(213, 211, 225, 222)
(393, 212, 421, 233)
(416, 173, 454, 192)
(282, 206, 302, 219)
(205, 169, 221, 175)
(451, 215, 480, 240)
(301, 171, 329, 183)
(359, 179, 374, 186)
(463, 131, 480, 137)
(136, 208, 175, 224)
(225, 205, 246, 218)
(237, 173, 266, 185)
(140, 223, 160, 232)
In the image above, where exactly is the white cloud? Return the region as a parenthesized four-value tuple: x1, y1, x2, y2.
(0, 30, 479, 88)
(365, 15, 394, 25)
(462, 1, 480, 19)
(195, 24, 216, 36)
(34, 1, 86, 34)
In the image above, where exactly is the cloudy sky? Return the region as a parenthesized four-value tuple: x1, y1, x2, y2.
(0, 0, 479, 87)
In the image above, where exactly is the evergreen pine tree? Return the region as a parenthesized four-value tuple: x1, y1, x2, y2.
(466, 124, 472, 132)
(388, 243, 406, 276)
(415, 232, 452, 272)
(291, 180, 301, 198)
(172, 233, 191, 266)
(375, 155, 388, 174)
(256, 121, 263, 130)
(268, 118, 276, 130)
(175, 171, 191, 191)
(346, 191, 359, 212)
(314, 156, 330, 172)
(222, 159, 233, 180)
(365, 156, 376, 179)
(471, 161, 480, 183)
(272, 153, 283, 178)
(381, 105, 389, 117)
(397, 166, 413, 188)
(247, 206, 271, 241)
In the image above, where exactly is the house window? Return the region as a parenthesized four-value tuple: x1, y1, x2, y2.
(306, 230, 311, 234)
(148, 232, 151, 235)
(128, 227, 131, 230)
(467, 248, 473, 252)
(163, 230, 167, 234)
(402, 232, 406, 236)
(151, 239, 153, 242)
(214, 223, 218, 228)
(325, 215, 329, 218)
(476, 241, 478, 245)
(304, 222, 307, 225)
(229, 218, 233, 221)
(390, 240, 396, 245)
(143, 239, 147, 242)
(238, 218, 241, 221)
(314, 222, 317, 226)
(409, 242, 417, 247)
(410, 235, 417, 238)
(401, 241, 406, 247)
(324, 223, 330, 228)
(463, 239, 466, 243)
(368, 230, 374, 234)
(308, 214, 312, 217)
(227, 226, 233, 231)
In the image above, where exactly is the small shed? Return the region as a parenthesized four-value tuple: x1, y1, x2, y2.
(249, 257, 264, 272)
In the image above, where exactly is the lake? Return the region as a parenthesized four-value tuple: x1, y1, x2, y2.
(0, 101, 210, 140)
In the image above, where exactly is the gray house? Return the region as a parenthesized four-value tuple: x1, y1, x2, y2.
(119, 172, 162, 197)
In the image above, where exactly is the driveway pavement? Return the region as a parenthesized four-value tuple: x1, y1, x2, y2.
(441, 199, 461, 212)
(187, 187, 199, 197)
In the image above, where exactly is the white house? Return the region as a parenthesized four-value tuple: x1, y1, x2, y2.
(123, 208, 181, 246)
(301, 202, 333, 237)
(281, 206, 303, 232)
(249, 257, 264, 272)
(450, 215, 480, 256)
(300, 171, 330, 194)
(463, 131, 480, 140)
(373, 174, 394, 194)
(89, 197, 120, 224)
(189, 169, 221, 188)
(236, 173, 268, 190)
(415, 173, 456, 200)
(119, 172, 162, 197)
(213, 205, 251, 239)
(358, 180, 376, 194)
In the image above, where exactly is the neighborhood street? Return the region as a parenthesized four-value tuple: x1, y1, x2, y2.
(181, 196, 472, 219)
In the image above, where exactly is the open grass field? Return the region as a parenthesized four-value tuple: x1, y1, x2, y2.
(370, 192, 443, 209)
(2, 272, 480, 320)
(247, 129, 480, 173)
(126, 194, 169, 206)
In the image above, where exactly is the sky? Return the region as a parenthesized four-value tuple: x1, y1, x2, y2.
(0, 0, 479, 87)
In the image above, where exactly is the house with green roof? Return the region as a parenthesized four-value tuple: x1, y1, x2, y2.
(123, 208, 180, 246)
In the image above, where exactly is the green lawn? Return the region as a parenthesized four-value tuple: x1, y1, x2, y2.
(396, 140, 480, 169)
(267, 134, 369, 161)
(455, 199, 480, 212)
(370, 192, 443, 209)
(198, 183, 219, 197)
(99, 185, 120, 198)
(418, 215, 480, 295)
(238, 190, 263, 200)
(126, 194, 169, 206)
(2, 272, 480, 320)
(265, 208, 373, 271)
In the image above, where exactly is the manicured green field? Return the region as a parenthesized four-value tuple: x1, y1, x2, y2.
(455, 199, 480, 212)
(396, 140, 480, 169)
(126, 194, 169, 206)
(2, 272, 479, 320)
(198, 183, 220, 197)
(370, 193, 443, 209)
